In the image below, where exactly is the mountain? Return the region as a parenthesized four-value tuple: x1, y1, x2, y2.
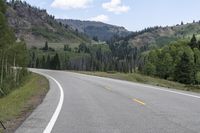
(5, 1, 200, 50)
(57, 19, 131, 41)
(124, 21, 200, 49)
(5, 1, 90, 48)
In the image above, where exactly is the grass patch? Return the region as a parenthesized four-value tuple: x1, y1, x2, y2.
(78, 71, 200, 93)
(0, 73, 49, 132)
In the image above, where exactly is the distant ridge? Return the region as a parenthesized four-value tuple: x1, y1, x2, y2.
(57, 19, 131, 41)
(114, 21, 200, 49)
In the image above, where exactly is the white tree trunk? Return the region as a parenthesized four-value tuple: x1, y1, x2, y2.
(1, 52, 5, 85)
(13, 54, 17, 83)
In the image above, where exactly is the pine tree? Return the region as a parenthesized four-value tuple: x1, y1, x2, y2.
(41, 56, 46, 68)
(93, 36, 99, 42)
(36, 58, 39, 68)
(197, 41, 200, 50)
(181, 21, 184, 25)
(54, 53, 60, 70)
(174, 52, 195, 84)
(50, 53, 60, 70)
(194, 48, 200, 71)
(64, 44, 71, 51)
(46, 55, 50, 69)
(189, 34, 197, 49)
(44, 41, 48, 51)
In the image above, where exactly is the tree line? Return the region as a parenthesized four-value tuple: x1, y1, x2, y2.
(29, 40, 144, 73)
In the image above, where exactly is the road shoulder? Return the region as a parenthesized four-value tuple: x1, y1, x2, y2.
(15, 72, 60, 133)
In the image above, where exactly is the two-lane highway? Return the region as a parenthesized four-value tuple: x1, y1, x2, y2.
(16, 69, 200, 133)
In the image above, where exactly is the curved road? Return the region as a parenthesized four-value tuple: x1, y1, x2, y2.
(16, 69, 200, 133)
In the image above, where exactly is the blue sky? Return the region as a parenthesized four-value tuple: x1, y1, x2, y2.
(24, 0, 200, 31)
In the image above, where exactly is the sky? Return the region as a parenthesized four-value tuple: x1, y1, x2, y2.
(23, 0, 200, 31)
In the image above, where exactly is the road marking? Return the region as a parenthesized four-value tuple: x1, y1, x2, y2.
(32, 70, 64, 133)
(145, 85, 200, 99)
(105, 86, 112, 91)
(83, 74, 200, 100)
(133, 99, 146, 105)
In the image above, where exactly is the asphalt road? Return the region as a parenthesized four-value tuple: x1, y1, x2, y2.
(16, 69, 200, 133)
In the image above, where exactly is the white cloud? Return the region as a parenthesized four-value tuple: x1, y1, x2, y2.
(102, 0, 130, 14)
(89, 15, 109, 23)
(51, 0, 93, 10)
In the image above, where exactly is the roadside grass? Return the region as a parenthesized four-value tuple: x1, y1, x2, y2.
(78, 71, 200, 93)
(0, 73, 49, 132)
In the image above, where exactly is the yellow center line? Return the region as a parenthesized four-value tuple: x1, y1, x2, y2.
(104, 86, 112, 91)
(133, 99, 146, 105)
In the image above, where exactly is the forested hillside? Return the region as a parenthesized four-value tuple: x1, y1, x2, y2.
(5, 1, 90, 48)
(0, 0, 28, 97)
(29, 31, 200, 86)
(139, 35, 200, 84)
(57, 19, 130, 41)
(110, 21, 200, 51)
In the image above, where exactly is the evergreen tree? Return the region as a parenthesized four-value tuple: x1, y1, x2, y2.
(36, 58, 39, 68)
(64, 44, 71, 51)
(50, 53, 60, 70)
(41, 56, 46, 68)
(93, 36, 99, 42)
(64, 45, 67, 51)
(44, 41, 48, 51)
(193, 48, 200, 72)
(195, 72, 200, 84)
(78, 43, 89, 53)
(189, 34, 197, 49)
(174, 52, 195, 84)
(197, 41, 200, 49)
(54, 53, 60, 70)
(181, 21, 184, 25)
(46, 55, 50, 69)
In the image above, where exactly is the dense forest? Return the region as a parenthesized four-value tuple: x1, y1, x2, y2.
(0, 0, 28, 97)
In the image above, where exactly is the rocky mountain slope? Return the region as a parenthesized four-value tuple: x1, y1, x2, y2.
(57, 19, 131, 41)
(5, 1, 90, 47)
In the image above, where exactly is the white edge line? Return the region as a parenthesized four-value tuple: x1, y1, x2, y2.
(32, 70, 64, 133)
(146, 85, 200, 99)
(73, 72, 200, 99)
(115, 78, 200, 99)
